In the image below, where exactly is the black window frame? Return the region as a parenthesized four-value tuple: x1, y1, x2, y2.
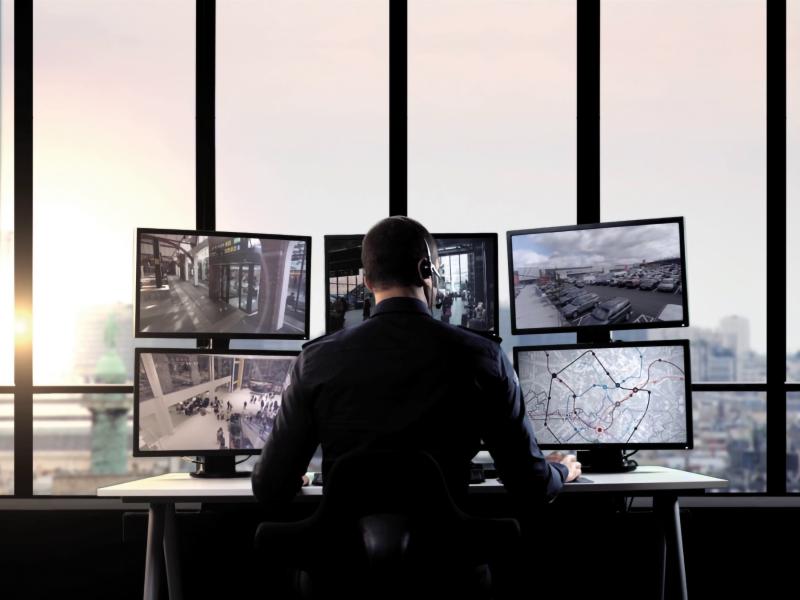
(5, 0, 791, 498)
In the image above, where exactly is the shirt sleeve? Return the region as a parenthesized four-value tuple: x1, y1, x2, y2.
(251, 355, 318, 509)
(479, 349, 566, 503)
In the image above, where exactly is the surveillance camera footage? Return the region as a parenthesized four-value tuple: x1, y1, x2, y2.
(510, 222, 685, 332)
(326, 235, 497, 334)
(137, 352, 297, 453)
(137, 232, 309, 336)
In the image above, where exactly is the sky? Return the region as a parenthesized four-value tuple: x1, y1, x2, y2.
(512, 222, 681, 270)
(0, 0, 796, 385)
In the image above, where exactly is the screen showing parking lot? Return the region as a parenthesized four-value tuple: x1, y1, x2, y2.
(514, 341, 691, 448)
(135, 350, 298, 454)
(507, 219, 687, 334)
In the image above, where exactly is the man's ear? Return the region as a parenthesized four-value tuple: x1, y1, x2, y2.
(364, 276, 375, 292)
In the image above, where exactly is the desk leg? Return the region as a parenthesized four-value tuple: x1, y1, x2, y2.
(654, 495, 688, 600)
(163, 502, 183, 600)
(144, 504, 165, 600)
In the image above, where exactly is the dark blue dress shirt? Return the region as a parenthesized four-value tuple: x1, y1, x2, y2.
(252, 297, 568, 508)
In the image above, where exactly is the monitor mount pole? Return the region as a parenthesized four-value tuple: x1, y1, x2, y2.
(189, 336, 235, 477)
(574, 328, 636, 473)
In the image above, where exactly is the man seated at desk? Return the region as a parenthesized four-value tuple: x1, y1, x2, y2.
(252, 216, 581, 508)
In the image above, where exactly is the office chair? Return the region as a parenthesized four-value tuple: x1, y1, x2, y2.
(254, 450, 521, 600)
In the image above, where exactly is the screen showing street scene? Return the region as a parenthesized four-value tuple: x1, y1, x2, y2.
(517, 345, 689, 446)
(137, 352, 297, 452)
(326, 235, 497, 333)
(510, 222, 685, 332)
(137, 231, 309, 336)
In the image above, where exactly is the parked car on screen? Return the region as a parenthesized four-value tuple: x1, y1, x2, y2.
(558, 289, 584, 307)
(658, 278, 678, 292)
(582, 297, 633, 325)
(562, 292, 601, 320)
(625, 277, 641, 288)
(639, 278, 658, 291)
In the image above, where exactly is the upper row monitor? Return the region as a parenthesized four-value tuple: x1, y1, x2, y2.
(136, 228, 312, 339)
(325, 233, 499, 335)
(507, 217, 688, 335)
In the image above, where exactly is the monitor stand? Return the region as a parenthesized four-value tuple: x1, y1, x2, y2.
(190, 456, 250, 478)
(577, 449, 637, 473)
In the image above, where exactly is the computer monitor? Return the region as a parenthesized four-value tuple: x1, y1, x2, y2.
(507, 217, 688, 335)
(324, 233, 499, 335)
(135, 228, 311, 339)
(513, 339, 692, 471)
(134, 348, 299, 477)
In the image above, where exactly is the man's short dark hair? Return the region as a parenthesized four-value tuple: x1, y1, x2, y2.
(361, 216, 437, 289)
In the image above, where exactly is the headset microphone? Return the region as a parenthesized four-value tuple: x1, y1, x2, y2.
(421, 239, 443, 309)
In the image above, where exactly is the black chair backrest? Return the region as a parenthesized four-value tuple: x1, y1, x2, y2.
(321, 449, 464, 524)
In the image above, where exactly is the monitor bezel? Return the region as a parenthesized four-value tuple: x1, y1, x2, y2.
(135, 227, 312, 340)
(512, 338, 693, 451)
(323, 232, 501, 336)
(506, 217, 689, 336)
(133, 347, 300, 458)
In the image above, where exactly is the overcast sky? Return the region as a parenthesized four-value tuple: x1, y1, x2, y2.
(512, 222, 681, 270)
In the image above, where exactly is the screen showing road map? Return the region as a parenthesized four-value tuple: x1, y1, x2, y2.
(515, 343, 689, 447)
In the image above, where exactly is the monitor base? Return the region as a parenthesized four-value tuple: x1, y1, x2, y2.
(577, 449, 637, 474)
(189, 456, 250, 478)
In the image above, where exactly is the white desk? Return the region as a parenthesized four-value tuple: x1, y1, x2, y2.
(99, 466, 727, 600)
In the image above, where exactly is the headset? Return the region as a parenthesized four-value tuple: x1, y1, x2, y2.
(420, 238, 444, 309)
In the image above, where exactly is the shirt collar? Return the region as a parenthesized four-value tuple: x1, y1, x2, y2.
(371, 297, 432, 318)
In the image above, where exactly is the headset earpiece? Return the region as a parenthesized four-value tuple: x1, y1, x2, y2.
(419, 257, 432, 281)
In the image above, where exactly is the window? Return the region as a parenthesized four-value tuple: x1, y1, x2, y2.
(636, 391, 766, 493)
(0, 394, 11, 494)
(602, 0, 767, 384)
(0, 0, 13, 385)
(788, 0, 799, 379)
(216, 0, 390, 341)
(407, 0, 577, 352)
(789, 393, 800, 491)
(31, 0, 195, 494)
(33, 0, 196, 384)
(33, 393, 185, 495)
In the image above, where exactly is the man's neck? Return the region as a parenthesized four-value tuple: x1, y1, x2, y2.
(373, 286, 428, 307)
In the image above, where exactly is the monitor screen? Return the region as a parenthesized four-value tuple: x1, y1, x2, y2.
(324, 233, 499, 334)
(513, 340, 692, 450)
(136, 228, 311, 339)
(507, 218, 688, 335)
(134, 349, 299, 456)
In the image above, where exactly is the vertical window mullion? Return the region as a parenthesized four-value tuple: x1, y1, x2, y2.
(577, 0, 600, 226)
(766, 0, 787, 494)
(13, 0, 33, 498)
(390, 0, 407, 217)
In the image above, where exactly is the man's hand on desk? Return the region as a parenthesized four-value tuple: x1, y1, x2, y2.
(301, 474, 310, 487)
(546, 452, 582, 483)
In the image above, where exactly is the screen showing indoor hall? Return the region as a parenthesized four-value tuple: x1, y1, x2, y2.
(325, 234, 498, 334)
(137, 230, 309, 337)
(136, 352, 297, 453)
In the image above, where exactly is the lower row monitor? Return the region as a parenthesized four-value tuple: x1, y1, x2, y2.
(135, 341, 692, 459)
